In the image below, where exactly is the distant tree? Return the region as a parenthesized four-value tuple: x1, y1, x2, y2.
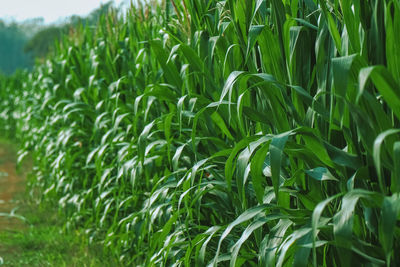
(0, 1, 115, 74)
(20, 17, 45, 38)
(0, 20, 33, 75)
(24, 25, 67, 59)
(23, 1, 114, 60)
(86, 1, 114, 24)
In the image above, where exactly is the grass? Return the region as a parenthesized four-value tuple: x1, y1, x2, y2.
(0, 141, 117, 267)
(0, 0, 400, 266)
(0, 201, 118, 267)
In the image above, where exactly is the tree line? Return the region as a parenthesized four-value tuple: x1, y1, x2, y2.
(0, 1, 113, 75)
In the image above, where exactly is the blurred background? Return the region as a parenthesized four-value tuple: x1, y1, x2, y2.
(0, 0, 128, 75)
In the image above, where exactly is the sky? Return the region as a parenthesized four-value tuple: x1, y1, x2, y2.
(0, 0, 127, 24)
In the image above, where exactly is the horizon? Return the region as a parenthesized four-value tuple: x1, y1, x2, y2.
(0, 0, 128, 25)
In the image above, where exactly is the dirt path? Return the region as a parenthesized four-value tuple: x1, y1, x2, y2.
(0, 143, 26, 232)
(0, 142, 118, 266)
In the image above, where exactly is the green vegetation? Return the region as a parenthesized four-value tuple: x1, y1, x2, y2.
(1, 0, 400, 266)
(0, 198, 118, 266)
(0, 141, 116, 266)
(0, 2, 114, 74)
(23, 2, 115, 60)
(0, 21, 34, 75)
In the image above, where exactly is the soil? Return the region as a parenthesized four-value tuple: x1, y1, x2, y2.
(0, 143, 27, 232)
(0, 142, 114, 266)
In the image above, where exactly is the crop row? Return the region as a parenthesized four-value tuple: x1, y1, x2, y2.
(1, 1, 400, 266)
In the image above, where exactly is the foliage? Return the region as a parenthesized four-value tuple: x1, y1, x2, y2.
(23, 26, 67, 59)
(0, 1, 114, 74)
(23, 1, 115, 60)
(0, 198, 119, 266)
(1, 0, 400, 266)
(0, 21, 33, 75)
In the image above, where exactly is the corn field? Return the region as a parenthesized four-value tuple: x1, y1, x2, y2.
(1, 0, 400, 266)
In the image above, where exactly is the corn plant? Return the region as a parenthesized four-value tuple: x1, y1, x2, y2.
(1, 0, 400, 266)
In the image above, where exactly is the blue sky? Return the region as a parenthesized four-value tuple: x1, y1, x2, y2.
(0, 0, 127, 24)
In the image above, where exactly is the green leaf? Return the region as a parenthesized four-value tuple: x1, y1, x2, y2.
(210, 111, 234, 140)
(212, 204, 271, 267)
(312, 194, 342, 267)
(379, 194, 400, 264)
(306, 167, 338, 182)
(270, 131, 292, 201)
(225, 136, 260, 190)
(393, 142, 400, 194)
(359, 66, 400, 119)
(333, 190, 382, 266)
(230, 217, 269, 267)
(373, 129, 400, 193)
(251, 142, 271, 203)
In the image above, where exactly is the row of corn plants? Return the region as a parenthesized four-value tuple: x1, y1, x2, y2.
(1, 0, 400, 266)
